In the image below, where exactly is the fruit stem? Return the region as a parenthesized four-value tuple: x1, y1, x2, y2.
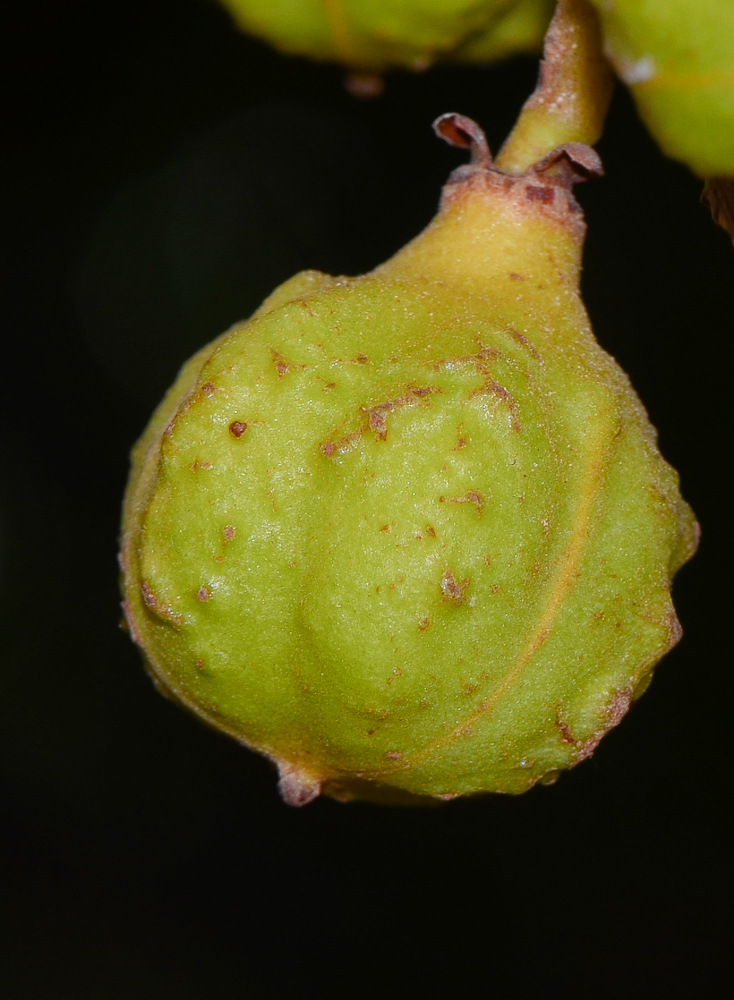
(494, 0, 614, 175)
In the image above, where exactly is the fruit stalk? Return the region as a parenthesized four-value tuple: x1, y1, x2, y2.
(495, 0, 614, 174)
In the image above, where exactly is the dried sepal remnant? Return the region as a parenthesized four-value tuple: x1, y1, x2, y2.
(702, 177, 734, 244)
(121, 113, 697, 806)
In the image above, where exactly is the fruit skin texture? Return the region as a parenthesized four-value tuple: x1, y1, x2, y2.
(121, 139, 698, 806)
(217, 0, 554, 72)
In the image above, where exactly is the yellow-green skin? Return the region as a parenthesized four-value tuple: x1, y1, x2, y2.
(121, 156, 698, 805)
(217, 0, 554, 71)
(588, 0, 734, 177)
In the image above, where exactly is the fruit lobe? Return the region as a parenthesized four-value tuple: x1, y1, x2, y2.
(217, 0, 554, 72)
(121, 120, 698, 805)
(588, 0, 734, 176)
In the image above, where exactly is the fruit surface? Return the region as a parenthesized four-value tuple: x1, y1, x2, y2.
(589, 0, 734, 177)
(217, 0, 554, 71)
(121, 122, 698, 805)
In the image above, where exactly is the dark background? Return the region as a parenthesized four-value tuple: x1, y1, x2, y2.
(2, 2, 731, 996)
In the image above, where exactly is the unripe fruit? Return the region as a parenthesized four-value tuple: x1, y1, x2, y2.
(588, 0, 734, 177)
(121, 116, 698, 805)
(217, 0, 554, 72)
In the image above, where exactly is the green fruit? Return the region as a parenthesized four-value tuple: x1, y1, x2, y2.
(121, 116, 698, 805)
(217, 0, 554, 72)
(589, 0, 734, 177)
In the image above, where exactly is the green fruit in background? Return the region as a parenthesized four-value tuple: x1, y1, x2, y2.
(121, 115, 698, 805)
(217, 0, 734, 176)
(217, 0, 554, 72)
(588, 0, 734, 177)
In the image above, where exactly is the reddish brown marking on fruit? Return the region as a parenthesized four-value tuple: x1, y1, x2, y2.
(555, 718, 578, 746)
(431, 346, 500, 373)
(526, 185, 555, 204)
(440, 571, 469, 606)
(271, 349, 306, 379)
(509, 273, 526, 281)
(320, 428, 362, 456)
(229, 421, 247, 438)
(451, 490, 484, 514)
(195, 658, 204, 670)
(140, 580, 157, 609)
(453, 437, 467, 450)
(197, 586, 211, 602)
(418, 617, 430, 632)
(223, 525, 236, 542)
(668, 612, 683, 645)
(483, 554, 491, 566)
(366, 729, 375, 736)
(425, 525, 436, 538)
(463, 681, 477, 695)
(200, 382, 215, 396)
(509, 328, 542, 361)
(368, 407, 388, 440)
(575, 738, 601, 763)
(121, 600, 142, 646)
(190, 459, 212, 471)
(491, 584, 501, 594)
(324, 382, 336, 390)
(386, 668, 402, 685)
(469, 379, 521, 432)
(363, 384, 443, 440)
(355, 353, 369, 364)
(607, 687, 633, 727)
(380, 524, 389, 532)
(385, 751, 402, 760)
(139, 580, 183, 626)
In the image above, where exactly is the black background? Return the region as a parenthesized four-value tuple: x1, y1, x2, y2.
(2, 2, 732, 996)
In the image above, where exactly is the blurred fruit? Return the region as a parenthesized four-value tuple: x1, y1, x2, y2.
(589, 0, 734, 177)
(217, 0, 554, 72)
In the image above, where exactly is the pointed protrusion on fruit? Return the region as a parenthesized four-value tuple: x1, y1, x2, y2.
(433, 113, 492, 169)
(277, 763, 322, 807)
